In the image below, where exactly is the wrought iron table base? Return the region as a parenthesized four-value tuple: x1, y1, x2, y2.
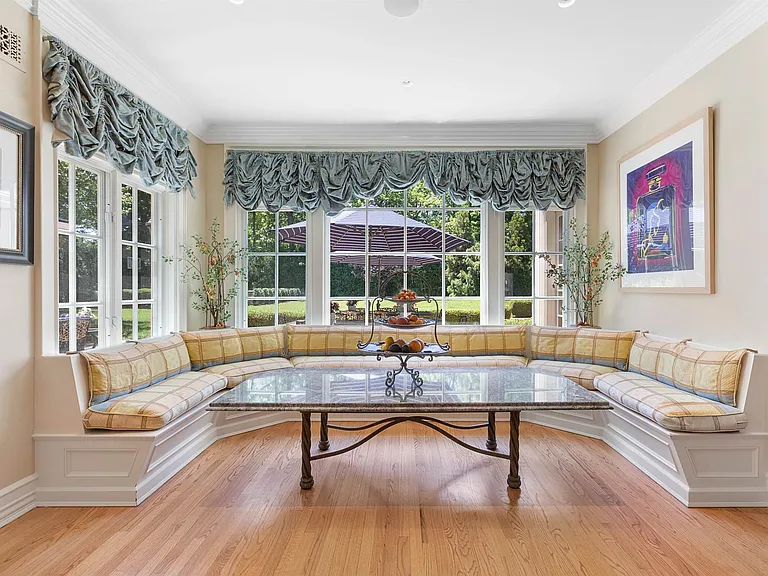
(299, 410, 520, 491)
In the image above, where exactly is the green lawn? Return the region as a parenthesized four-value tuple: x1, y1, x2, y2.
(122, 306, 153, 339)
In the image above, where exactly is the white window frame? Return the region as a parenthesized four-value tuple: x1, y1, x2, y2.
(55, 152, 182, 353)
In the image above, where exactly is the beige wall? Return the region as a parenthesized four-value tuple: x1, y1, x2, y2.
(597, 23, 768, 351)
(0, 0, 35, 488)
(185, 135, 211, 330)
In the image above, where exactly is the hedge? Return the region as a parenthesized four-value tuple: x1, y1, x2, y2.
(506, 300, 532, 319)
(247, 307, 305, 327)
(122, 288, 153, 300)
(445, 309, 480, 324)
(248, 288, 303, 298)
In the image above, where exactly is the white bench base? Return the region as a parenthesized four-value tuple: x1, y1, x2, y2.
(31, 395, 768, 510)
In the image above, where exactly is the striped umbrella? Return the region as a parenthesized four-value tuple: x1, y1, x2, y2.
(278, 210, 471, 253)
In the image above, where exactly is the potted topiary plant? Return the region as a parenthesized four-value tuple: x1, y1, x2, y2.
(346, 299, 359, 311)
(540, 218, 625, 328)
(165, 219, 246, 329)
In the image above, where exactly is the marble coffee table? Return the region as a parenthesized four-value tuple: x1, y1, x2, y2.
(208, 367, 610, 491)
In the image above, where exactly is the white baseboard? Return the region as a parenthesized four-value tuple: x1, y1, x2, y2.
(0, 474, 37, 528)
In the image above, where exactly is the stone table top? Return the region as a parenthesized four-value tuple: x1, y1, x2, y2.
(208, 367, 610, 413)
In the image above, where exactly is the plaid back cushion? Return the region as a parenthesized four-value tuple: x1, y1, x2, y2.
(236, 327, 285, 361)
(287, 325, 370, 357)
(81, 346, 153, 405)
(628, 334, 680, 385)
(181, 329, 245, 370)
(573, 328, 636, 370)
(136, 334, 191, 384)
(529, 327, 579, 362)
(668, 345, 747, 406)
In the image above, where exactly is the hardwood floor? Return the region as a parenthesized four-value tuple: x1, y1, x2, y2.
(1, 422, 767, 576)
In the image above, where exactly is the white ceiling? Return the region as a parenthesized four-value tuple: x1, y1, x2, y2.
(25, 0, 768, 144)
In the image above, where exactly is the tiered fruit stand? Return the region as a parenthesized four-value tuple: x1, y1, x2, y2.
(358, 295, 450, 400)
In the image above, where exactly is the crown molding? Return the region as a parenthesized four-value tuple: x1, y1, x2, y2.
(22, 0, 206, 138)
(596, 0, 768, 140)
(202, 121, 601, 149)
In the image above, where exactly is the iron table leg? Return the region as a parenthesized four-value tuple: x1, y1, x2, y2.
(319, 412, 330, 451)
(300, 412, 314, 490)
(507, 411, 521, 489)
(486, 411, 497, 451)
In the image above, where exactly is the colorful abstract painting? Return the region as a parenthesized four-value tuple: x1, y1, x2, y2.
(625, 142, 694, 275)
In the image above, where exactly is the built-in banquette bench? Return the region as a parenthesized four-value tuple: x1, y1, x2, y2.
(32, 325, 767, 507)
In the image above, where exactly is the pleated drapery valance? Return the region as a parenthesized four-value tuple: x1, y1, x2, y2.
(43, 37, 197, 194)
(223, 149, 585, 214)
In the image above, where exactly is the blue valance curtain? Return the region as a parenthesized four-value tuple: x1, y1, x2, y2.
(43, 37, 197, 194)
(223, 149, 585, 214)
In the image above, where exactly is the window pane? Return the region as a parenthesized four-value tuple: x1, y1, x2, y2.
(445, 210, 480, 252)
(122, 304, 134, 341)
(278, 255, 305, 297)
(332, 299, 364, 325)
(248, 212, 275, 252)
(278, 300, 305, 325)
(504, 255, 532, 297)
(406, 209, 443, 252)
(247, 256, 275, 297)
(371, 188, 404, 208)
(535, 299, 565, 327)
(536, 254, 562, 298)
(58, 308, 71, 354)
(76, 237, 99, 302)
(137, 190, 152, 245)
(406, 183, 442, 208)
(408, 258, 442, 298)
(75, 167, 99, 235)
(369, 210, 404, 252)
(247, 300, 275, 327)
(330, 260, 366, 298)
(445, 300, 480, 325)
(535, 210, 565, 253)
(278, 212, 306, 253)
(446, 255, 480, 297)
(505, 211, 533, 253)
(75, 308, 97, 352)
(330, 210, 366, 253)
(138, 247, 153, 300)
(505, 299, 533, 325)
(138, 303, 152, 339)
(372, 262, 403, 298)
(121, 185, 133, 241)
(59, 234, 69, 303)
(122, 244, 133, 301)
(58, 161, 69, 225)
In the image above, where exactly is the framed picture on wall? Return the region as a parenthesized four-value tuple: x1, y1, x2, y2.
(618, 108, 714, 293)
(0, 110, 34, 265)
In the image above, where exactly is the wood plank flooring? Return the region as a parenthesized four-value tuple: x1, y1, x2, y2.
(1, 422, 767, 576)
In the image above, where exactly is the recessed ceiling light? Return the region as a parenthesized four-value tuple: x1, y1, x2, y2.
(229, 0, 244, 5)
(384, 0, 420, 18)
(401, 80, 413, 87)
(558, 0, 577, 7)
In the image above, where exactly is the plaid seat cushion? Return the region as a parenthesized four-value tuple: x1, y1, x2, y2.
(236, 327, 285, 361)
(136, 334, 191, 384)
(83, 372, 227, 431)
(595, 372, 747, 432)
(203, 357, 293, 387)
(528, 360, 617, 390)
(629, 335, 748, 406)
(290, 356, 402, 369)
(414, 355, 528, 368)
(530, 326, 635, 369)
(81, 346, 153, 405)
(181, 329, 246, 370)
(287, 325, 372, 357)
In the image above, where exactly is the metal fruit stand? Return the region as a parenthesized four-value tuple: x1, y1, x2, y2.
(357, 295, 450, 400)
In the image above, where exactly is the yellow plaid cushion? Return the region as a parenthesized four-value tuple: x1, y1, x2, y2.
(287, 325, 371, 356)
(667, 345, 747, 406)
(529, 327, 579, 362)
(416, 355, 528, 368)
(386, 325, 527, 357)
(628, 334, 680, 385)
(203, 357, 293, 387)
(81, 346, 152, 405)
(290, 356, 402, 369)
(181, 329, 245, 370)
(573, 328, 636, 370)
(82, 372, 227, 431)
(595, 372, 747, 432)
(528, 360, 617, 390)
(136, 334, 191, 384)
(236, 327, 285, 361)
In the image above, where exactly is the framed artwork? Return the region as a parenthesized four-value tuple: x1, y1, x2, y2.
(618, 108, 714, 293)
(0, 110, 34, 265)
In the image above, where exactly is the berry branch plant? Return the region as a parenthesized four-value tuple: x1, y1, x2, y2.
(165, 219, 246, 328)
(540, 218, 625, 327)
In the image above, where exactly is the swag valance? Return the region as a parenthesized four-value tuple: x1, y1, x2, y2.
(43, 37, 197, 194)
(223, 149, 585, 214)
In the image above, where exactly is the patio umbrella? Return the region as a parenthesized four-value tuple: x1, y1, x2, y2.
(331, 253, 443, 297)
(278, 210, 471, 253)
